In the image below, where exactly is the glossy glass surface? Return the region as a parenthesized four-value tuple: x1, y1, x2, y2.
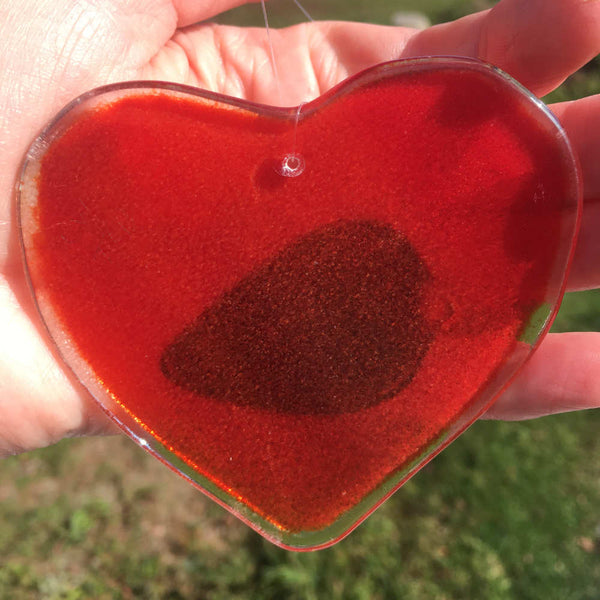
(17, 57, 581, 549)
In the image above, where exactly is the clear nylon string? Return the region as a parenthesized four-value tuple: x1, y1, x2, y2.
(260, 0, 283, 106)
(261, 0, 312, 177)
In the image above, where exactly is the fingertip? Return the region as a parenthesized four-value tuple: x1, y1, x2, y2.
(478, 0, 600, 95)
(483, 332, 600, 420)
(172, 0, 260, 28)
(405, 0, 600, 97)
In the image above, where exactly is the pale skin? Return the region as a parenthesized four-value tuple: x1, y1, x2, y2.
(1, 0, 599, 457)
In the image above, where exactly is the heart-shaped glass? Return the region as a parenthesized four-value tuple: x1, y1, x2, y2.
(17, 57, 581, 550)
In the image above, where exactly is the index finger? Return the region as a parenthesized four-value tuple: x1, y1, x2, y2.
(403, 0, 600, 97)
(551, 96, 600, 291)
(265, 0, 600, 103)
(172, 0, 259, 27)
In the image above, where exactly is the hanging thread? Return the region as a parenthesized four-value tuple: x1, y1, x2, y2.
(260, 0, 283, 106)
(260, 0, 312, 177)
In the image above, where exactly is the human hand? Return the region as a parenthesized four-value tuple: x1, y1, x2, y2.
(1, 0, 599, 456)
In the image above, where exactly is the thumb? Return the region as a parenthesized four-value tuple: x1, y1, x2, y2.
(0, 0, 175, 244)
(0, 1, 174, 128)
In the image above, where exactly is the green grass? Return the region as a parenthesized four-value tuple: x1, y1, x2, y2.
(2, 1, 600, 598)
(552, 289, 600, 333)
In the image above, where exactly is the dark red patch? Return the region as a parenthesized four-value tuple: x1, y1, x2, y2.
(160, 220, 432, 414)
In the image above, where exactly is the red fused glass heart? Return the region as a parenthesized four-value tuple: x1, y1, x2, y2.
(18, 58, 580, 550)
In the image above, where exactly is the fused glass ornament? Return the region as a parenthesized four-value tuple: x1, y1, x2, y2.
(17, 58, 581, 550)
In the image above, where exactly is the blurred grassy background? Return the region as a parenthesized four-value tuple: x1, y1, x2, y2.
(2, 1, 599, 598)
